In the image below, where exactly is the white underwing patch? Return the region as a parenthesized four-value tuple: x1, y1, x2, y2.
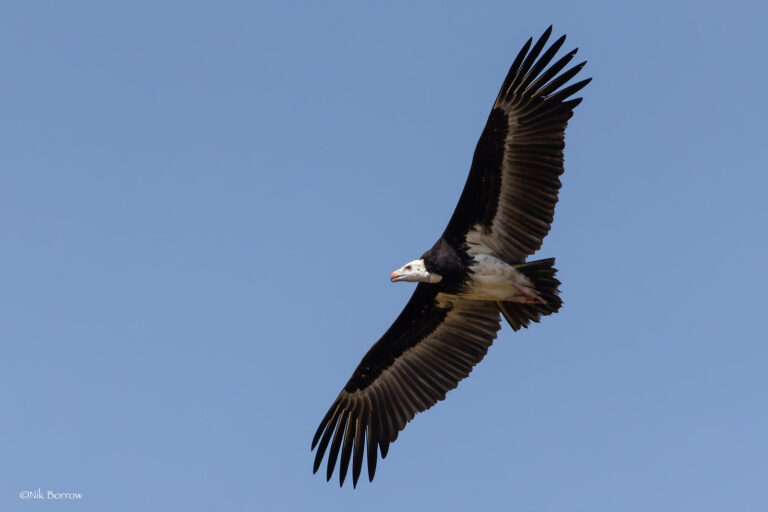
(461, 252, 532, 301)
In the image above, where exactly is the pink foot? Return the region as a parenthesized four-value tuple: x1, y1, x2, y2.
(507, 282, 547, 304)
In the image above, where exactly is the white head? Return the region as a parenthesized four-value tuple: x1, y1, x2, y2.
(389, 259, 443, 284)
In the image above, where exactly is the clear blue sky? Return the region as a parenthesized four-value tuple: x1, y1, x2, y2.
(2, 1, 767, 510)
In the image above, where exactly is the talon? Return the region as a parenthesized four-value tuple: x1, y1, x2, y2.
(508, 282, 547, 304)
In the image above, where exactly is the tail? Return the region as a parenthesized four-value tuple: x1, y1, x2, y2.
(496, 258, 563, 331)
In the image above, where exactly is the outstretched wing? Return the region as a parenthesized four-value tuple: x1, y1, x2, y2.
(442, 26, 590, 262)
(311, 285, 501, 487)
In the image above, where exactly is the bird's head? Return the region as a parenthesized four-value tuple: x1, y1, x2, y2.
(390, 259, 443, 284)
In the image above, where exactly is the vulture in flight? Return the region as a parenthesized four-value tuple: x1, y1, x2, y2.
(312, 26, 590, 487)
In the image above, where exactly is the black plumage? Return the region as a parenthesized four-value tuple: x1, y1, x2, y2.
(312, 26, 589, 487)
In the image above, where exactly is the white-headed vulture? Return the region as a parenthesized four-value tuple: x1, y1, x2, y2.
(312, 26, 590, 487)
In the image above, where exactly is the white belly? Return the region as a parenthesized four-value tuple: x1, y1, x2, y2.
(460, 253, 532, 301)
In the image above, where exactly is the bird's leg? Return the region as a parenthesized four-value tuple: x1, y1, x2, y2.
(507, 282, 547, 304)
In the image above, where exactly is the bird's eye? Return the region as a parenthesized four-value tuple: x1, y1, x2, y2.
(405, 265, 412, 271)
